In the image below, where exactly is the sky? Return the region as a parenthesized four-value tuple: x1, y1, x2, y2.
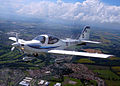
(62, 0, 120, 6)
(0, 0, 120, 29)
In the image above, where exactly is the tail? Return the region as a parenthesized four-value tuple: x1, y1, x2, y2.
(79, 26, 100, 44)
(79, 26, 90, 40)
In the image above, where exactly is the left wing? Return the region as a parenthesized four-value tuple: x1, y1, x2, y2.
(61, 39, 78, 42)
(48, 50, 113, 58)
(81, 40, 101, 44)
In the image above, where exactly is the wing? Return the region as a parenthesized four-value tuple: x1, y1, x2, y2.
(61, 39, 78, 42)
(81, 40, 101, 44)
(9, 37, 26, 43)
(48, 50, 113, 58)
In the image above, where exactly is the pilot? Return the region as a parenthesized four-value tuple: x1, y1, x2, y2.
(48, 36, 58, 44)
(41, 36, 45, 44)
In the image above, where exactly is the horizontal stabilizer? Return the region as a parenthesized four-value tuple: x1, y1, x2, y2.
(48, 50, 113, 58)
(81, 40, 101, 44)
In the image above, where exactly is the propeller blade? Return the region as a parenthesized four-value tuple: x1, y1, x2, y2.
(11, 47, 15, 51)
(11, 33, 21, 52)
(16, 33, 18, 42)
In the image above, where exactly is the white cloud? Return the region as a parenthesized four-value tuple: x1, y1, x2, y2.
(5, 0, 120, 24)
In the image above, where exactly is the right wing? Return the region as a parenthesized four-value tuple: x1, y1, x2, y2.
(48, 50, 113, 58)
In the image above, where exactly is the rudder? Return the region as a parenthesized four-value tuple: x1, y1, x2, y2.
(79, 26, 90, 40)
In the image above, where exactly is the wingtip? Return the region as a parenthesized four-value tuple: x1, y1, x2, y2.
(107, 55, 114, 58)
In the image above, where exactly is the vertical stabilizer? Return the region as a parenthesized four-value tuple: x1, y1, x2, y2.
(79, 26, 90, 40)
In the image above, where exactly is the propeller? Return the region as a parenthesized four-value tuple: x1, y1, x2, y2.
(11, 33, 21, 51)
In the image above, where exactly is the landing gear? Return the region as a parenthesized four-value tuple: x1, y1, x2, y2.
(33, 53, 38, 57)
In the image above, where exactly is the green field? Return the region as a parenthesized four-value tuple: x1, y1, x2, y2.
(86, 64, 110, 70)
(112, 66, 120, 71)
(85, 65, 120, 86)
(93, 70, 120, 80)
(77, 58, 95, 64)
(105, 80, 120, 86)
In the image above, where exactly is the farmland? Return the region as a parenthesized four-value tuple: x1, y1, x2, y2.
(0, 20, 120, 86)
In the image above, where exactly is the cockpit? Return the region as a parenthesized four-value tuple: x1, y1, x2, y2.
(48, 36, 59, 44)
(33, 35, 59, 44)
(33, 35, 46, 44)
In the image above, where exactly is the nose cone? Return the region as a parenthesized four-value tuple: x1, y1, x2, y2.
(12, 42, 20, 47)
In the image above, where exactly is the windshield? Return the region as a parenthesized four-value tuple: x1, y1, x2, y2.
(33, 36, 46, 44)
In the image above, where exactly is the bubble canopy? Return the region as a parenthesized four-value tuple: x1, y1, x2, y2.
(33, 35, 59, 44)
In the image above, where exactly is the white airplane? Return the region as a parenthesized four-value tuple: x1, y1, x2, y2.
(9, 26, 113, 58)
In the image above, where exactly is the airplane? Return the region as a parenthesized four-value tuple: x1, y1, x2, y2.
(9, 26, 113, 59)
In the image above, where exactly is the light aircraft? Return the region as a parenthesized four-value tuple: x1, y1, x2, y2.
(9, 26, 113, 59)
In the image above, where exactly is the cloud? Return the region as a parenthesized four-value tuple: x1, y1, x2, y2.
(0, 0, 25, 14)
(1, 0, 120, 25)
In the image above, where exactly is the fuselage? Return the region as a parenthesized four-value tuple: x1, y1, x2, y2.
(20, 34, 81, 55)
